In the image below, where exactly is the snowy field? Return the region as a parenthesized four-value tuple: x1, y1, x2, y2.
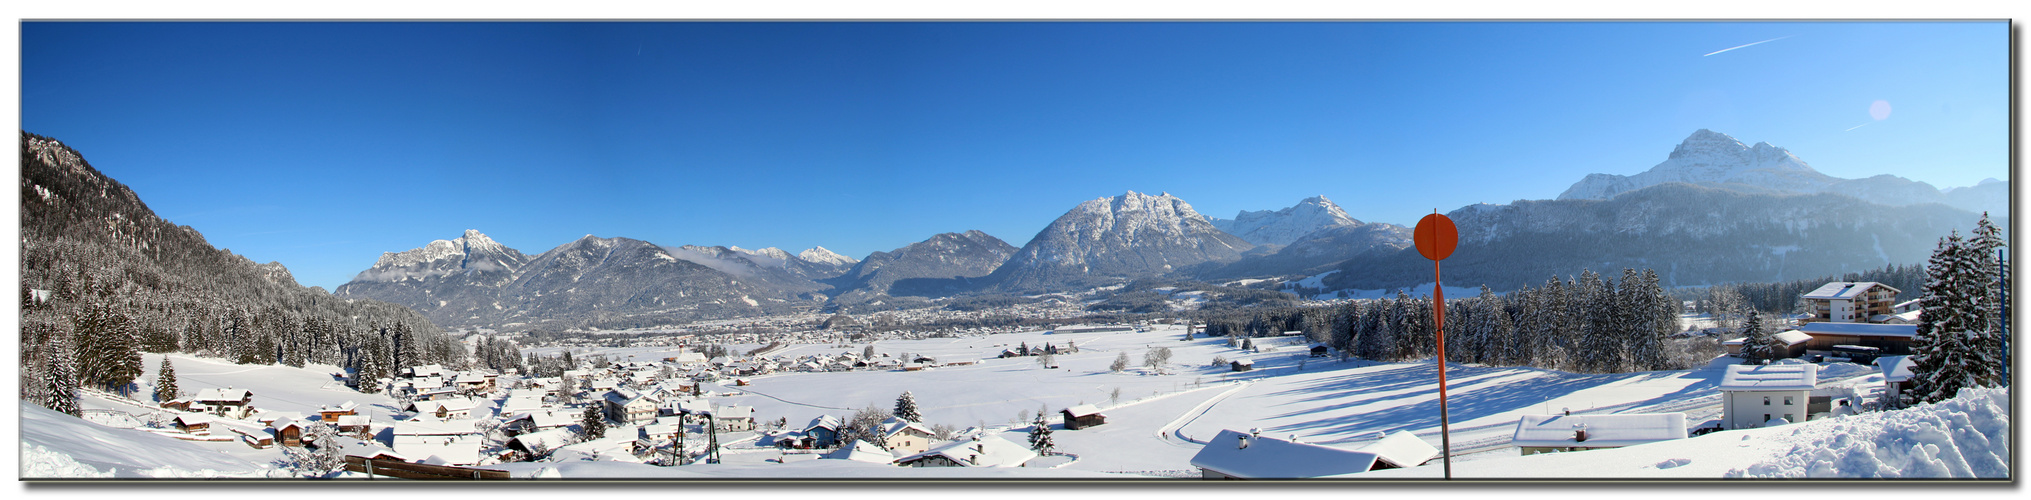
(22, 323, 2007, 481)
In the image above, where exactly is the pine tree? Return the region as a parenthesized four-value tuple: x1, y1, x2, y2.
(155, 357, 179, 402)
(43, 333, 81, 416)
(893, 391, 922, 422)
(1907, 230, 2003, 405)
(1027, 415, 1055, 456)
(580, 404, 607, 440)
(1738, 310, 1770, 364)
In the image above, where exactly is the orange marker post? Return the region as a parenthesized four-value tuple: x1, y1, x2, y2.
(1413, 210, 1457, 479)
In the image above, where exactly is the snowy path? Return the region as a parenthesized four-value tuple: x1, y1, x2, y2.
(1156, 381, 1253, 446)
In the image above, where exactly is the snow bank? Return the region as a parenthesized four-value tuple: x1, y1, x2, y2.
(20, 401, 274, 479)
(1725, 387, 2009, 478)
(20, 442, 114, 478)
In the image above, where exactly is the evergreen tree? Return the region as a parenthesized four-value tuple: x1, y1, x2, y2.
(580, 404, 607, 440)
(155, 357, 179, 402)
(1027, 415, 1055, 456)
(893, 391, 922, 422)
(43, 333, 81, 416)
(1738, 310, 1770, 364)
(1907, 230, 2004, 406)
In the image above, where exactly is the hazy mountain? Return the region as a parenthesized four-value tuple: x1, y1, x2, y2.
(1203, 221, 1415, 279)
(1559, 129, 2007, 214)
(825, 230, 1017, 299)
(987, 191, 1253, 292)
(1324, 182, 1992, 292)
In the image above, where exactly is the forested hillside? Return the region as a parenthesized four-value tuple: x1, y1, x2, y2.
(19, 132, 466, 409)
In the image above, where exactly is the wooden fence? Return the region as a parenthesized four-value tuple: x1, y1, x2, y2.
(343, 456, 511, 480)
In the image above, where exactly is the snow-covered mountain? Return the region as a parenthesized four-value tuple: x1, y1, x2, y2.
(1204, 222, 1415, 279)
(987, 191, 1253, 292)
(826, 230, 1017, 299)
(1559, 129, 2007, 215)
(1207, 195, 1363, 246)
(798, 246, 859, 269)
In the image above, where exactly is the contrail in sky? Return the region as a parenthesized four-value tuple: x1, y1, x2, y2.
(1845, 122, 1873, 132)
(1703, 35, 1793, 57)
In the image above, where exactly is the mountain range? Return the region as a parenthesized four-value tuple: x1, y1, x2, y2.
(314, 129, 2006, 328)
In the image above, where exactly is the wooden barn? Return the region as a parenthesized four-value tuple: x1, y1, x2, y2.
(1062, 404, 1107, 430)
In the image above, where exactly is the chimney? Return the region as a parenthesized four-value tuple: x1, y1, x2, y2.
(1237, 434, 1250, 449)
(1573, 423, 1589, 443)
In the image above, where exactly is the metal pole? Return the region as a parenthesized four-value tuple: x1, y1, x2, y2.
(1435, 260, 1452, 480)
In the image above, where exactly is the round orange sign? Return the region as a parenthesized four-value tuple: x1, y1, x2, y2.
(1415, 212, 1457, 261)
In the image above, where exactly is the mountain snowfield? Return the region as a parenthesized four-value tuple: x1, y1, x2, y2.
(27, 324, 2006, 480)
(1207, 195, 1365, 247)
(986, 191, 1254, 292)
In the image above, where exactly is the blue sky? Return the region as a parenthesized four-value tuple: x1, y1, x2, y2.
(20, 21, 2009, 291)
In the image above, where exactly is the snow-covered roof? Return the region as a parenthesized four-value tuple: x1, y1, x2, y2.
(268, 416, 304, 431)
(1357, 431, 1439, 469)
(879, 418, 933, 439)
(825, 440, 896, 464)
(1719, 364, 1818, 391)
(1772, 330, 1812, 346)
(192, 388, 250, 403)
(511, 409, 578, 429)
(408, 397, 479, 415)
(1511, 413, 1687, 448)
(1803, 282, 1897, 300)
(1877, 355, 1915, 383)
(392, 419, 478, 437)
(335, 415, 370, 426)
(1796, 322, 1918, 338)
(1063, 404, 1104, 418)
(1190, 430, 1380, 478)
(175, 413, 211, 425)
(713, 405, 753, 420)
(806, 415, 842, 432)
(319, 400, 358, 412)
(898, 435, 1036, 468)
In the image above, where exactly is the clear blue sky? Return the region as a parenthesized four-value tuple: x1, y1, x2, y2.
(21, 21, 2009, 291)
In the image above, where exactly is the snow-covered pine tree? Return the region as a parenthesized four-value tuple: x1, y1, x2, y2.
(155, 357, 178, 402)
(893, 391, 922, 422)
(1028, 415, 1055, 456)
(1575, 270, 1613, 373)
(1967, 213, 2007, 368)
(1507, 284, 1535, 367)
(580, 404, 606, 440)
(1541, 275, 1573, 370)
(1738, 310, 1769, 364)
(44, 332, 81, 416)
(1907, 230, 2003, 406)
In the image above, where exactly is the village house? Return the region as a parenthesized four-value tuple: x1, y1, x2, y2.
(824, 440, 897, 464)
(174, 413, 212, 435)
(603, 388, 660, 425)
(192, 388, 255, 419)
(270, 417, 309, 447)
(390, 418, 484, 466)
(713, 405, 756, 432)
(316, 401, 358, 422)
(1192, 429, 1430, 479)
(406, 364, 447, 378)
(1801, 282, 1901, 324)
(1720, 363, 1818, 430)
(877, 417, 937, 455)
(505, 408, 578, 436)
(1062, 404, 1108, 430)
(895, 435, 1036, 468)
(414, 386, 461, 402)
(801, 415, 843, 449)
(451, 371, 494, 394)
(1510, 413, 1687, 455)
(405, 397, 481, 421)
(335, 414, 373, 438)
(1724, 329, 1813, 360)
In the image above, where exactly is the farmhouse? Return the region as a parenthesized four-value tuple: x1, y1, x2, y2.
(895, 435, 1036, 468)
(192, 388, 255, 419)
(334, 414, 372, 438)
(1719, 364, 1818, 430)
(1192, 429, 1399, 479)
(405, 397, 480, 420)
(1801, 282, 1900, 324)
(712, 405, 755, 432)
(1510, 413, 1687, 455)
(802, 415, 843, 448)
(1794, 322, 1918, 356)
(878, 417, 938, 455)
(173, 413, 212, 435)
(269, 417, 311, 447)
(1062, 404, 1107, 430)
(317, 401, 358, 422)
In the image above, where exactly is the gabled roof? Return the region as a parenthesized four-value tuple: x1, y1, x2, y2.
(879, 417, 933, 439)
(825, 440, 896, 464)
(1796, 322, 1918, 338)
(1063, 404, 1104, 418)
(1510, 413, 1687, 448)
(175, 413, 212, 425)
(1719, 364, 1818, 391)
(335, 415, 371, 426)
(1877, 355, 1916, 383)
(1803, 282, 1899, 300)
(1356, 431, 1438, 469)
(1190, 430, 1379, 478)
(319, 400, 358, 412)
(193, 388, 250, 403)
(806, 414, 843, 432)
(1771, 330, 1813, 346)
(714, 405, 754, 420)
(898, 435, 1035, 468)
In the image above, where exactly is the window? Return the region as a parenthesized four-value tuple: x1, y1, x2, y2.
(1785, 414, 1795, 422)
(1783, 396, 1793, 405)
(1764, 413, 1771, 422)
(1763, 396, 1770, 405)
